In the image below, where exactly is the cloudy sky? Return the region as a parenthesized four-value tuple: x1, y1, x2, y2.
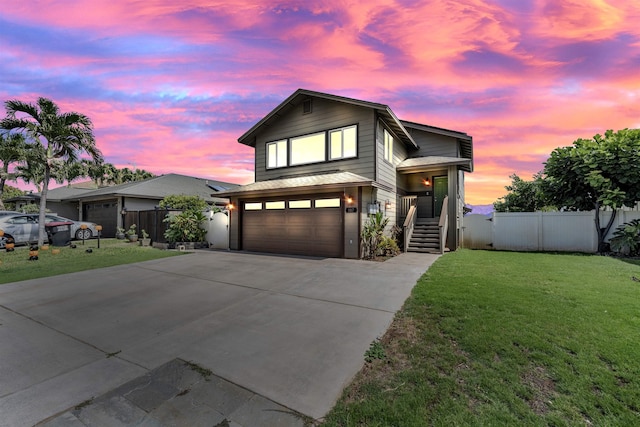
(2, 1, 639, 204)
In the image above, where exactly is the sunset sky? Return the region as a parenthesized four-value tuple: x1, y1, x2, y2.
(2, 1, 640, 204)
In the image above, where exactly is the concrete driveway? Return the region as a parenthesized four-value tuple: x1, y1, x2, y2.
(0, 250, 439, 426)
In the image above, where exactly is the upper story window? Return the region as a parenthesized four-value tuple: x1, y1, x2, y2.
(290, 132, 326, 166)
(266, 124, 358, 169)
(267, 140, 287, 168)
(329, 125, 357, 160)
(383, 129, 394, 163)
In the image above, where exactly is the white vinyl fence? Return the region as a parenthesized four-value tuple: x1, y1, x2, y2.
(463, 210, 640, 253)
(204, 211, 229, 249)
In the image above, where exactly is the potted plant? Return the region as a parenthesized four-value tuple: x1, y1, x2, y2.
(116, 227, 126, 240)
(126, 224, 138, 242)
(140, 229, 151, 247)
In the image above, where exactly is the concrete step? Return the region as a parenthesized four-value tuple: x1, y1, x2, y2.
(410, 239, 439, 245)
(407, 247, 441, 254)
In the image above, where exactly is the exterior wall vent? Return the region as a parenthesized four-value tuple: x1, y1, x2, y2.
(302, 99, 312, 114)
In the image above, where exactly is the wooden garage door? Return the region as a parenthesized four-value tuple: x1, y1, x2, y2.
(83, 200, 118, 237)
(242, 196, 343, 257)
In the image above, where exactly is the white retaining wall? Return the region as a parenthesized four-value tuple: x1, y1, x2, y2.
(463, 210, 640, 253)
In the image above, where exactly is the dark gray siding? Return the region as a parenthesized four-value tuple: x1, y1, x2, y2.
(407, 128, 458, 157)
(376, 120, 408, 191)
(254, 98, 376, 181)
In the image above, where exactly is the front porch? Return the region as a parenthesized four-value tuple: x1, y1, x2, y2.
(396, 157, 470, 252)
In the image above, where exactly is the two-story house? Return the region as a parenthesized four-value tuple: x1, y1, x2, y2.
(218, 89, 473, 258)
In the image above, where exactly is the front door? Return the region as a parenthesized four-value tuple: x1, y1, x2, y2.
(434, 176, 448, 217)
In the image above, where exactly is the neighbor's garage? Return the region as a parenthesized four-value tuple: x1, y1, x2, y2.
(82, 200, 118, 237)
(242, 195, 343, 257)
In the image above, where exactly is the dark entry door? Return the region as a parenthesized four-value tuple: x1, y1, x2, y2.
(434, 176, 448, 217)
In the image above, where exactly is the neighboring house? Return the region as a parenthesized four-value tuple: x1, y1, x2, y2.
(7, 182, 98, 219)
(217, 89, 473, 259)
(41, 174, 238, 237)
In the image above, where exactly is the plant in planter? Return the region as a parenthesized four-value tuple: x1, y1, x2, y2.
(126, 224, 138, 242)
(140, 229, 151, 246)
(116, 227, 126, 239)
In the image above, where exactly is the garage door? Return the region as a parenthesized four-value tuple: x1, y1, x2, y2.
(83, 200, 118, 237)
(242, 196, 343, 257)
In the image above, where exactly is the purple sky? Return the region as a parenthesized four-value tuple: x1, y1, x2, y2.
(2, 1, 639, 204)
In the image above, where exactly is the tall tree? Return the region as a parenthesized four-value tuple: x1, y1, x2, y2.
(0, 130, 27, 210)
(1, 97, 103, 246)
(493, 173, 548, 212)
(543, 129, 640, 252)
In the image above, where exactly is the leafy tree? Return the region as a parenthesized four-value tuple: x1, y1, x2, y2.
(493, 173, 548, 212)
(0, 129, 27, 209)
(98, 163, 155, 186)
(543, 129, 640, 252)
(0, 184, 23, 210)
(1, 97, 103, 246)
(159, 194, 209, 212)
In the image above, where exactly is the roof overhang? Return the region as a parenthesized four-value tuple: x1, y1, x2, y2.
(401, 120, 473, 172)
(214, 171, 386, 198)
(396, 156, 473, 174)
(238, 89, 418, 150)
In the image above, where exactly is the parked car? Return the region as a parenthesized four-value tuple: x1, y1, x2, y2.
(43, 214, 98, 240)
(0, 213, 98, 248)
(0, 213, 39, 249)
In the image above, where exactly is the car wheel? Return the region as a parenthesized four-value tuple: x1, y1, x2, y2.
(1, 235, 15, 250)
(75, 229, 93, 240)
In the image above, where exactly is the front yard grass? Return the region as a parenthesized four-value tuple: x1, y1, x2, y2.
(0, 239, 183, 284)
(322, 250, 640, 426)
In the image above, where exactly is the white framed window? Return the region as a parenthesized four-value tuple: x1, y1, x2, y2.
(330, 125, 357, 160)
(383, 129, 394, 163)
(265, 201, 286, 209)
(245, 202, 262, 210)
(290, 132, 326, 165)
(267, 140, 287, 168)
(289, 200, 311, 209)
(315, 198, 341, 208)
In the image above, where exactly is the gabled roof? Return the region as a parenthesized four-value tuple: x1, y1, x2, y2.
(46, 186, 96, 201)
(51, 174, 239, 204)
(238, 89, 418, 150)
(215, 171, 390, 198)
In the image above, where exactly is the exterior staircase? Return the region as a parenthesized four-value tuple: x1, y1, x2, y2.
(407, 218, 441, 253)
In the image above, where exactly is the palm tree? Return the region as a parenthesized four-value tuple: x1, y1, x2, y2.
(1, 97, 103, 246)
(0, 130, 27, 209)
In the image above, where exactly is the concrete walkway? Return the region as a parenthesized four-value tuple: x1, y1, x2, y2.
(0, 250, 439, 426)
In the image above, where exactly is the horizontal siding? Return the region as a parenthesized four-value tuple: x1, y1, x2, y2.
(377, 120, 406, 190)
(408, 128, 458, 157)
(254, 98, 376, 181)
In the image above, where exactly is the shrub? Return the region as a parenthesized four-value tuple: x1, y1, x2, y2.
(163, 210, 207, 243)
(361, 212, 388, 259)
(609, 219, 640, 256)
(377, 235, 400, 257)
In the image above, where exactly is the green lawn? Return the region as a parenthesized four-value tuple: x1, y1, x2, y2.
(0, 239, 183, 284)
(323, 250, 640, 426)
